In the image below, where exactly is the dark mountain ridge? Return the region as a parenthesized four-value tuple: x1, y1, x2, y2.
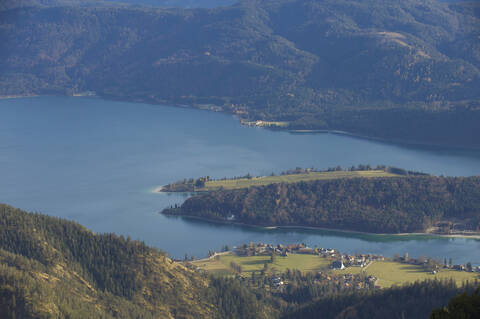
(0, 0, 236, 10)
(1, 0, 479, 146)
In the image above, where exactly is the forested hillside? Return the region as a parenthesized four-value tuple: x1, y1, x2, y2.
(1, 0, 480, 146)
(163, 176, 480, 233)
(282, 280, 479, 319)
(0, 203, 479, 318)
(0, 204, 272, 319)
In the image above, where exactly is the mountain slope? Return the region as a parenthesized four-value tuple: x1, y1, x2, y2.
(282, 280, 480, 319)
(1, 203, 479, 318)
(0, 204, 272, 319)
(1, 0, 479, 146)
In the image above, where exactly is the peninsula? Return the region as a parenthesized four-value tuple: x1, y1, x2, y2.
(159, 165, 407, 193)
(161, 166, 480, 235)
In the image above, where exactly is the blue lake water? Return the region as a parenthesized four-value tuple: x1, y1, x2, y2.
(1, 96, 480, 264)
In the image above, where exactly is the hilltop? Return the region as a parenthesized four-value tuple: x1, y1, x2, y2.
(162, 174, 480, 234)
(1, 0, 480, 147)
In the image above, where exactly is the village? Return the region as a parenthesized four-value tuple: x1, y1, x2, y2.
(392, 252, 480, 274)
(224, 242, 382, 292)
(232, 242, 480, 273)
(233, 242, 385, 270)
(189, 242, 480, 292)
(268, 270, 378, 292)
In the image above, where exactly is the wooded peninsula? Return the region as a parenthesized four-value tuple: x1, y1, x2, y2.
(161, 166, 480, 235)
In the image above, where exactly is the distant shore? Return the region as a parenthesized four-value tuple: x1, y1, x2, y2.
(152, 186, 165, 193)
(0, 93, 97, 100)
(286, 128, 480, 151)
(162, 213, 480, 240)
(0, 94, 37, 100)
(3, 94, 479, 150)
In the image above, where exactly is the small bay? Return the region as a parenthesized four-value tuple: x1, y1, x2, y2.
(1, 96, 479, 263)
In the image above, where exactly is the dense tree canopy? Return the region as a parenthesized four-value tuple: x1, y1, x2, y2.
(0, 204, 272, 319)
(284, 280, 480, 319)
(431, 289, 480, 319)
(1, 0, 480, 147)
(164, 176, 480, 233)
(1, 203, 479, 318)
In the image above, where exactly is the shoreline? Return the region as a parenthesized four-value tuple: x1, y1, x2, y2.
(152, 185, 165, 193)
(3, 94, 480, 151)
(285, 128, 480, 151)
(162, 213, 480, 240)
(0, 94, 38, 100)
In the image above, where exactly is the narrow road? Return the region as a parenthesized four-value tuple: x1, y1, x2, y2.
(363, 260, 374, 271)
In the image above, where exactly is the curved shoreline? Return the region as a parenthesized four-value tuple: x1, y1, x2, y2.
(3, 94, 480, 151)
(285, 128, 480, 151)
(152, 185, 165, 193)
(162, 213, 480, 240)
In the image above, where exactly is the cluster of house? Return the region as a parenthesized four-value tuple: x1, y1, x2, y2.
(234, 243, 387, 272)
(271, 276, 284, 289)
(241, 120, 269, 127)
(270, 272, 378, 291)
(340, 273, 378, 289)
(434, 221, 479, 235)
(395, 253, 480, 273)
(451, 264, 480, 272)
(234, 242, 338, 257)
(331, 254, 385, 270)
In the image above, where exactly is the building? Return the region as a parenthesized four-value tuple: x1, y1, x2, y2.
(332, 258, 345, 270)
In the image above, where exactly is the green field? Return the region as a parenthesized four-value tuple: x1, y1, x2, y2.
(192, 253, 331, 275)
(199, 170, 399, 191)
(335, 261, 480, 288)
(193, 254, 479, 287)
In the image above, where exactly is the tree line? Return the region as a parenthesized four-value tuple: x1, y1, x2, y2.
(1, 203, 479, 318)
(0, 204, 272, 319)
(163, 176, 480, 233)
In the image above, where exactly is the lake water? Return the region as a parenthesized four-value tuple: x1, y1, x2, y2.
(1, 96, 480, 264)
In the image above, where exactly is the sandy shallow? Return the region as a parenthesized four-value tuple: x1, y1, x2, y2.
(152, 186, 165, 193)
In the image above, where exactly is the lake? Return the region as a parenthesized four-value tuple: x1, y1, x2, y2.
(1, 96, 480, 264)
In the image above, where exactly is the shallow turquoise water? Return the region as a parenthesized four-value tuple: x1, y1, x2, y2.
(1, 96, 479, 263)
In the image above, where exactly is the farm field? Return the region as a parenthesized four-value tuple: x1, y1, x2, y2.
(192, 252, 331, 275)
(335, 261, 480, 288)
(200, 170, 400, 191)
(193, 254, 479, 287)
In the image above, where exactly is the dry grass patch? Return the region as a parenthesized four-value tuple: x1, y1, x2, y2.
(201, 170, 399, 191)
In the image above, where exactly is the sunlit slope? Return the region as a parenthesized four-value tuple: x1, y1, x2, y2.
(0, 204, 272, 319)
(200, 170, 398, 191)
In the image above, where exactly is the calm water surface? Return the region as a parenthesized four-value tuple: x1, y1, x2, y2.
(1, 96, 480, 263)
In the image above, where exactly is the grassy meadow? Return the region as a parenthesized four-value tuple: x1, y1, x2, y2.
(193, 254, 479, 287)
(199, 170, 399, 191)
(192, 252, 331, 275)
(335, 261, 480, 288)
